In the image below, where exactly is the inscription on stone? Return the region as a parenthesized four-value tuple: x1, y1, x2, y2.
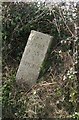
(16, 30, 53, 87)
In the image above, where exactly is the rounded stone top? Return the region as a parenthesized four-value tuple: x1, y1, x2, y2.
(31, 30, 53, 39)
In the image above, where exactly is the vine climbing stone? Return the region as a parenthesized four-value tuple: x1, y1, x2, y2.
(16, 30, 53, 88)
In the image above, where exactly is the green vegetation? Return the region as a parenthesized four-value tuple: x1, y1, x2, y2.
(2, 1, 79, 119)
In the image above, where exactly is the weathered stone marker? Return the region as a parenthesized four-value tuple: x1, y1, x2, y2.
(16, 30, 52, 88)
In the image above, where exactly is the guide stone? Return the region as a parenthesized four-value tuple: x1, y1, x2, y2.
(16, 30, 53, 87)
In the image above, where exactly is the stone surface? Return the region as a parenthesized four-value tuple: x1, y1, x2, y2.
(16, 30, 53, 87)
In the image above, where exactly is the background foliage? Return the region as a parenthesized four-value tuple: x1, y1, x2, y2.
(2, 1, 79, 119)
